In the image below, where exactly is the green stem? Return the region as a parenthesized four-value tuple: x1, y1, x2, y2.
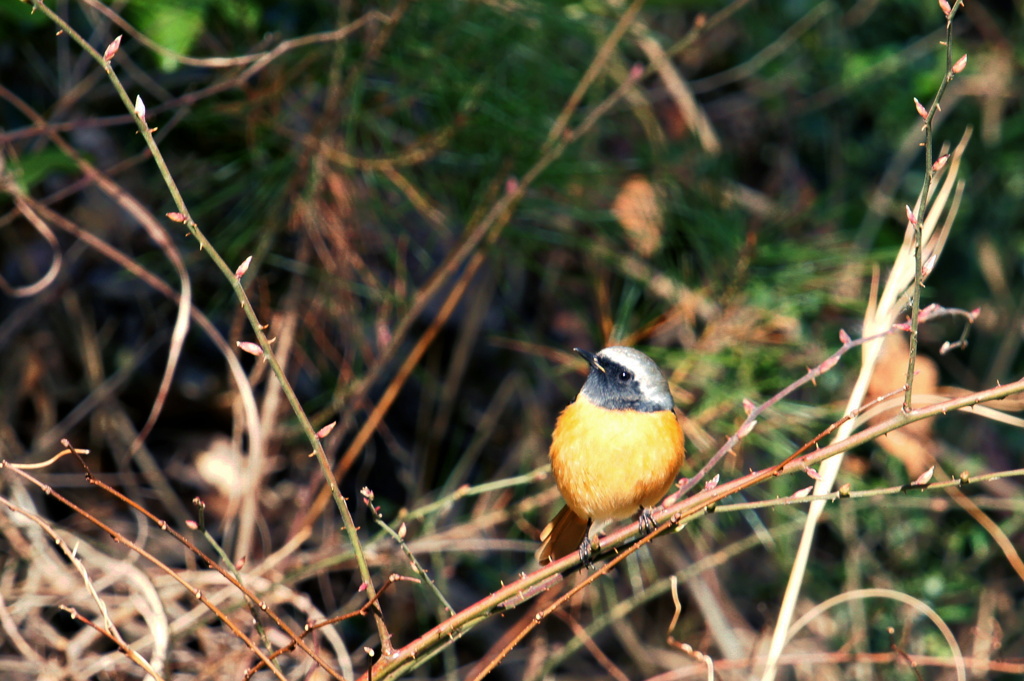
(902, 0, 964, 412)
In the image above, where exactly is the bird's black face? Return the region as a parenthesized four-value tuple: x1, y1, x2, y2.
(575, 347, 671, 412)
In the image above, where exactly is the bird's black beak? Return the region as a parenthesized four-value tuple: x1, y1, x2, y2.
(573, 348, 604, 373)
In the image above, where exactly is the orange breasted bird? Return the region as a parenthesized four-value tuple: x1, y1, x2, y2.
(538, 346, 686, 563)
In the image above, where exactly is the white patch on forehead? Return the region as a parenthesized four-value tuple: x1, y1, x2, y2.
(597, 346, 663, 383)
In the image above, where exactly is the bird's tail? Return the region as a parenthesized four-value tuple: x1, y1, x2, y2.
(537, 505, 589, 563)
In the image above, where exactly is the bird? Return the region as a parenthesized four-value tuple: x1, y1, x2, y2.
(537, 346, 685, 564)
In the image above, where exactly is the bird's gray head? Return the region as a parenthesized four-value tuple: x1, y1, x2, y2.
(574, 346, 674, 412)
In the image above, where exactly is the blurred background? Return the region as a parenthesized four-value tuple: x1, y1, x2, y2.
(1, 0, 1022, 679)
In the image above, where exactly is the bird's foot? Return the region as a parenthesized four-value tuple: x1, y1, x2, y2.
(638, 507, 657, 536)
(577, 535, 598, 569)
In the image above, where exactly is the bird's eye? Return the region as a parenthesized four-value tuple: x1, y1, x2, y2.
(617, 370, 633, 382)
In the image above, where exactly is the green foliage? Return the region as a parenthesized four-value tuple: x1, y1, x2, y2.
(126, 0, 207, 71)
(7, 147, 79, 193)
(121, 0, 260, 71)
(0, 1, 48, 32)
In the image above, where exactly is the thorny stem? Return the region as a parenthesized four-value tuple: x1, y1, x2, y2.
(904, 0, 964, 412)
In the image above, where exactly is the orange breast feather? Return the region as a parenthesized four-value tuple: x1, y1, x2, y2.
(549, 397, 684, 521)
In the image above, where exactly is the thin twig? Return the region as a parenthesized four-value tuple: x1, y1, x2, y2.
(903, 0, 966, 413)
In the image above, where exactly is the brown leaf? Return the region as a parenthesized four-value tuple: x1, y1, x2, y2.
(611, 175, 664, 258)
(865, 334, 939, 476)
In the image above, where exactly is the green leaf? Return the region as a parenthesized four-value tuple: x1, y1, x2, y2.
(9, 148, 79, 192)
(127, 0, 207, 72)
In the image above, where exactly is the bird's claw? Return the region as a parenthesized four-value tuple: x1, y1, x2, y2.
(578, 535, 597, 569)
(638, 507, 657, 536)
